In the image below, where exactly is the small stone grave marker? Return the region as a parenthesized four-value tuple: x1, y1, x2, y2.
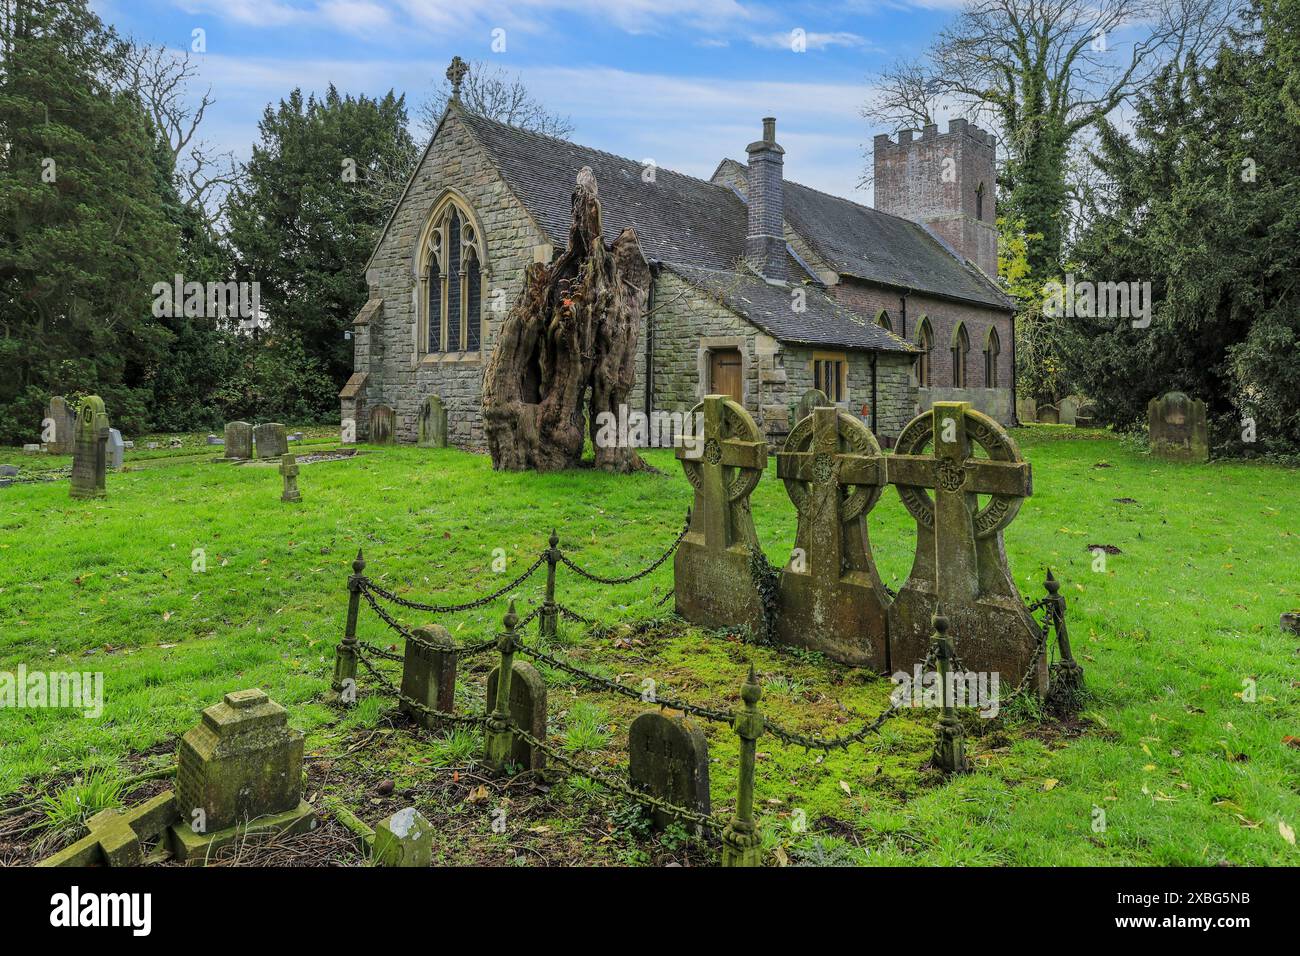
(224, 421, 253, 460)
(1037, 403, 1060, 425)
(369, 404, 396, 444)
(485, 661, 547, 771)
(372, 808, 432, 867)
(280, 453, 301, 503)
(400, 624, 457, 730)
(170, 688, 314, 863)
(254, 422, 287, 459)
(795, 387, 829, 424)
(106, 428, 124, 470)
(628, 711, 710, 833)
(1148, 391, 1208, 462)
(417, 395, 448, 448)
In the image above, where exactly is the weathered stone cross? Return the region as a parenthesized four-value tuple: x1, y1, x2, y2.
(673, 395, 768, 633)
(774, 406, 890, 666)
(446, 56, 469, 101)
(887, 401, 1044, 691)
(280, 453, 301, 503)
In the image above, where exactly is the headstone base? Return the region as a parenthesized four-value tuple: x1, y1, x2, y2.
(168, 799, 315, 865)
(673, 541, 766, 635)
(775, 573, 887, 668)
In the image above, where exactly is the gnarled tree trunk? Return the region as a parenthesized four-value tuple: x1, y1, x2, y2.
(483, 168, 652, 473)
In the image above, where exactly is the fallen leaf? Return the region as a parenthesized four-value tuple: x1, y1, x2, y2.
(839, 780, 852, 796)
(1042, 778, 1059, 791)
(1281, 821, 1296, 846)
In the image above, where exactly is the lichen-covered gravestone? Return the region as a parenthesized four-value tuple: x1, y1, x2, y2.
(628, 711, 710, 833)
(417, 395, 448, 448)
(1037, 403, 1060, 425)
(369, 404, 396, 444)
(1148, 391, 1208, 462)
(70, 396, 110, 500)
(673, 395, 769, 633)
(1015, 397, 1037, 424)
(254, 422, 287, 459)
(400, 624, 457, 730)
(170, 688, 314, 863)
(279, 453, 301, 503)
(46, 396, 78, 454)
(224, 421, 253, 460)
(484, 661, 547, 771)
(887, 402, 1045, 694)
(775, 405, 891, 667)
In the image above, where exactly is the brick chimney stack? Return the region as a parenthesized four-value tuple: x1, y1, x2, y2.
(745, 117, 786, 282)
(873, 119, 998, 278)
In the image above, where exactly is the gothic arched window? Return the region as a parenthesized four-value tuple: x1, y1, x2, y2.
(916, 317, 933, 387)
(985, 326, 1001, 388)
(876, 309, 893, 333)
(952, 322, 971, 387)
(418, 195, 487, 355)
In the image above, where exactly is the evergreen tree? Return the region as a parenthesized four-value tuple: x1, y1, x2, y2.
(226, 86, 417, 418)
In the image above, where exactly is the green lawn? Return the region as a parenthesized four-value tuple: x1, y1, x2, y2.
(1, 426, 1297, 865)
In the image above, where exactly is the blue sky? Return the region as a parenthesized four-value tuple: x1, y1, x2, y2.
(92, 0, 974, 201)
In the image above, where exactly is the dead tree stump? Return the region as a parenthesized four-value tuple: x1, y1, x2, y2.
(482, 167, 652, 473)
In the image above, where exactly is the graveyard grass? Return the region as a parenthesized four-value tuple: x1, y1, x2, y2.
(1, 427, 1298, 866)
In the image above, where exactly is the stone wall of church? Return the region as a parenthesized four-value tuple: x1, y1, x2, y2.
(648, 270, 916, 447)
(830, 277, 1015, 425)
(358, 106, 549, 450)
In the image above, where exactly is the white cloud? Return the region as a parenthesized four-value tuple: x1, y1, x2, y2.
(750, 30, 871, 51)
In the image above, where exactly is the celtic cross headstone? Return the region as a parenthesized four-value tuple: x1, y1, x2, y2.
(887, 402, 1044, 693)
(70, 396, 110, 500)
(775, 405, 891, 667)
(673, 395, 769, 633)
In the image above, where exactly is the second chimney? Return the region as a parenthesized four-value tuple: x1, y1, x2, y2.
(745, 117, 786, 282)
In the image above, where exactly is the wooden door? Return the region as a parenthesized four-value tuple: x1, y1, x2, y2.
(709, 349, 743, 403)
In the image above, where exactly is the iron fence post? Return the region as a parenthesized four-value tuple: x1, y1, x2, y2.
(541, 529, 559, 638)
(331, 549, 365, 704)
(484, 600, 520, 771)
(721, 664, 765, 866)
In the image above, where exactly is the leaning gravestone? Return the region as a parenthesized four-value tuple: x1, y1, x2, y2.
(254, 422, 287, 459)
(170, 688, 314, 863)
(775, 405, 891, 667)
(70, 396, 110, 500)
(106, 428, 124, 471)
(1148, 391, 1208, 462)
(369, 404, 396, 444)
(887, 402, 1045, 694)
(45, 396, 78, 454)
(400, 624, 458, 730)
(417, 395, 448, 448)
(673, 395, 769, 634)
(628, 711, 710, 833)
(485, 661, 547, 771)
(224, 421, 253, 460)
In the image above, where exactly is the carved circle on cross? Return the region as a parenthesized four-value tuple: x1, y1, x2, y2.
(893, 406, 1026, 538)
(780, 409, 883, 522)
(681, 398, 764, 502)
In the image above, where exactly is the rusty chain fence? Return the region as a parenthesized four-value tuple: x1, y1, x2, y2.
(328, 516, 1080, 865)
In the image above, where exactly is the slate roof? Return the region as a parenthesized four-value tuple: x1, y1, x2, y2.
(461, 110, 749, 272)
(781, 179, 1011, 310)
(662, 263, 915, 353)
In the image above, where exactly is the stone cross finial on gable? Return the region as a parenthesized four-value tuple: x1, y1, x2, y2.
(447, 56, 469, 101)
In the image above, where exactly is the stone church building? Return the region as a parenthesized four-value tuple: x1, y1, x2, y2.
(343, 65, 1015, 450)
